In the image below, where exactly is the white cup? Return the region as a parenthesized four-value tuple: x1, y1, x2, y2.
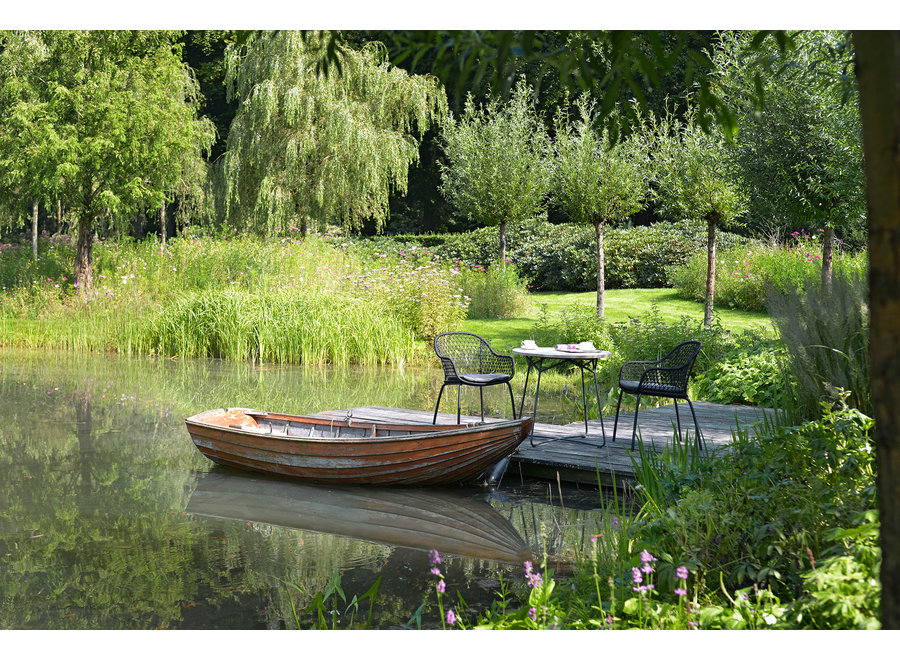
(521, 340, 537, 350)
(578, 341, 595, 351)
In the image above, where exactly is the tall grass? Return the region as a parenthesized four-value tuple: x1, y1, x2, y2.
(138, 289, 419, 366)
(457, 261, 531, 319)
(0, 231, 470, 365)
(767, 271, 870, 417)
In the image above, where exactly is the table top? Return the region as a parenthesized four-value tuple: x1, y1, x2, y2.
(511, 346, 612, 359)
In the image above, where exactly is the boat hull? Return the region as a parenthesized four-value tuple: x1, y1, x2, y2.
(185, 408, 533, 486)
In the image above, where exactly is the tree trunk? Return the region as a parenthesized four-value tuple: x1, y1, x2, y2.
(74, 217, 94, 295)
(704, 216, 718, 327)
(160, 204, 166, 245)
(32, 200, 38, 258)
(595, 221, 605, 318)
(822, 224, 835, 292)
(854, 29, 900, 630)
(499, 221, 507, 265)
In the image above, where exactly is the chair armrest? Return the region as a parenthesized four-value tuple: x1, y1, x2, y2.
(637, 366, 690, 393)
(619, 359, 661, 382)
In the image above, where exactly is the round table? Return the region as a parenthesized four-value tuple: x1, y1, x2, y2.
(511, 346, 612, 445)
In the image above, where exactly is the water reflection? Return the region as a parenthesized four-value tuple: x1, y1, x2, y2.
(0, 348, 607, 629)
(187, 469, 532, 564)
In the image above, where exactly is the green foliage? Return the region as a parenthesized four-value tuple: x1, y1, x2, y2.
(223, 30, 446, 236)
(650, 108, 747, 227)
(632, 403, 875, 600)
(785, 511, 880, 629)
(712, 31, 866, 243)
(439, 80, 552, 255)
(768, 271, 870, 416)
(140, 288, 419, 366)
(347, 249, 469, 341)
(280, 570, 382, 630)
(0, 30, 215, 289)
(552, 95, 650, 229)
(693, 340, 791, 408)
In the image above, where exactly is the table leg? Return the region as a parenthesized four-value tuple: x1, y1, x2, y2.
(519, 358, 534, 421)
(580, 364, 589, 435)
(592, 362, 607, 445)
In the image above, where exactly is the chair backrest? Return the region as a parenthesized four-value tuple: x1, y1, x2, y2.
(434, 332, 500, 380)
(656, 340, 702, 392)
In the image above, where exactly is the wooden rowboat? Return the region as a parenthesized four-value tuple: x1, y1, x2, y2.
(186, 468, 532, 563)
(185, 408, 533, 486)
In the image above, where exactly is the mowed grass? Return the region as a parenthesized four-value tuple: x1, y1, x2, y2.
(461, 288, 773, 351)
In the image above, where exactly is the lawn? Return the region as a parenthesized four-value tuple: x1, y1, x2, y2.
(461, 288, 773, 351)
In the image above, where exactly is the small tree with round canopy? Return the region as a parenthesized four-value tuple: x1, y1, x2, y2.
(552, 95, 650, 318)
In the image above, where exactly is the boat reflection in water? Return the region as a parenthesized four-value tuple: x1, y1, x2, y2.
(186, 467, 533, 564)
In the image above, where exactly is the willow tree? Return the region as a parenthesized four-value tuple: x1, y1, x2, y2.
(439, 80, 552, 263)
(652, 110, 747, 327)
(222, 31, 446, 236)
(553, 96, 649, 318)
(0, 31, 214, 293)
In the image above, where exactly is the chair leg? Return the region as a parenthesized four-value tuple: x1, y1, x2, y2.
(673, 398, 682, 440)
(686, 397, 703, 451)
(611, 390, 625, 443)
(457, 385, 462, 424)
(631, 393, 643, 451)
(433, 383, 447, 424)
(479, 387, 485, 422)
(506, 381, 517, 419)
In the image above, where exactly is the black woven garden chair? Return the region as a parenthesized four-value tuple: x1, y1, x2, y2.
(611, 340, 703, 450)
(432, 332, 517, 424)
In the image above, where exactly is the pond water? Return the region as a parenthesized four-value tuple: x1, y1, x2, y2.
(0, 348, 609, 630)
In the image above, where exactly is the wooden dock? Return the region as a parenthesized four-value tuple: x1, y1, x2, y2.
(320, 402, 776, 488)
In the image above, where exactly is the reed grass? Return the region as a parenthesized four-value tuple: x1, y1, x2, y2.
(0, 232, 470, 365)
(767, 271, 870, 417)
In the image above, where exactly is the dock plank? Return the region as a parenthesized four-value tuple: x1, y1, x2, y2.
(318, 402, 776, 487)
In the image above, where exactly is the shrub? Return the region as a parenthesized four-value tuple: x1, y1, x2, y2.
(345, 219, 751, 292)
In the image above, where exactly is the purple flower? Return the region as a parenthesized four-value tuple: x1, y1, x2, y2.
(523, 561, 533, 576)
(641, 563, 654, 574)
(631, 567, 643, 584)
(446, 609, 456, 625)
(676, 566, 689, 580)
(430, 567, 441, 576)
(640, 549, 657, 563)
(528, 572, 543, 589)
(429, 550, 441, 565)
(437, 579, 446, 594)
(528, 607, 537, 622)
(675, 587, 687, 596)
